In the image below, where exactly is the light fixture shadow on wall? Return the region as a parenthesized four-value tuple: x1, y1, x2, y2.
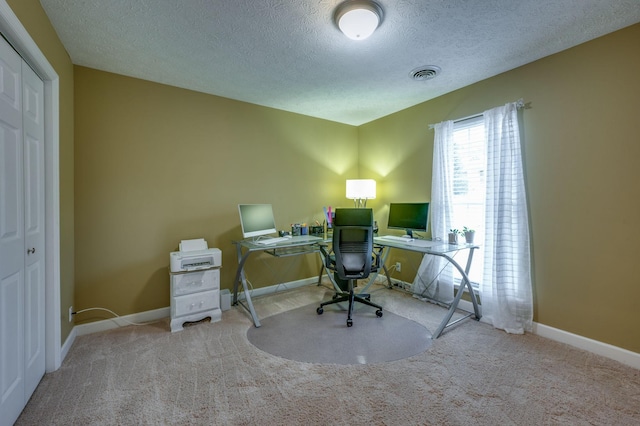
(346, 179, 376, 208)
(334, 0, 384, 41)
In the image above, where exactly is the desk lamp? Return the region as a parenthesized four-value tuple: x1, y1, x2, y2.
(346, 179, 376, 208)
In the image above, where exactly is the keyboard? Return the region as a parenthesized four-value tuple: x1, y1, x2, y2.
(254, 237, 291, 245)
(405, 239, 439, 248)
(380, 235, 414, 242)
(378, 236, 440, 248)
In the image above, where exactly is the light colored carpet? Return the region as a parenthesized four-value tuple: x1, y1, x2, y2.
(247, 301, 432, 364)
(16, 283, 640, 425)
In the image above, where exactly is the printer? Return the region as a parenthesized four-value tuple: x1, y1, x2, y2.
(170, 238, 222, 272)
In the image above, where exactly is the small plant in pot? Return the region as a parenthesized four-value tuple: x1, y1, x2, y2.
(448, 229, 462, 244)
(463, 226, 475, 244)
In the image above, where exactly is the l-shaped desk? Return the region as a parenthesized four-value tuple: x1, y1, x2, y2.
(232, 235, 481, 338)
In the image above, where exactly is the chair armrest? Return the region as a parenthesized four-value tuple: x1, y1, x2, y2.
(372, 245, 384, 270)
(319, 244, 334, 268)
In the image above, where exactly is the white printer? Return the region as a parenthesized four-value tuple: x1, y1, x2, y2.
(170, 238, 222, 272)
(169, 238, 223, 332)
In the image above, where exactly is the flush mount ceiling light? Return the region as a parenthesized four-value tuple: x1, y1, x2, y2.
(334, 0, 383, 41)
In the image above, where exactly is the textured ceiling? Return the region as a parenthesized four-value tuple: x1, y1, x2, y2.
(40, 0, 640, 126)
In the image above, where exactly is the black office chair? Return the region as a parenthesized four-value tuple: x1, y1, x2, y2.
(317, 208, 383, 327)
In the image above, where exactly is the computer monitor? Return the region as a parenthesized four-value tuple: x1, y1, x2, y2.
(387, 202, 430, 238)
(238, 204, 277, 239)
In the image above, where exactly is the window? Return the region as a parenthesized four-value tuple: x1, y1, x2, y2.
(450, 116, 485, 286)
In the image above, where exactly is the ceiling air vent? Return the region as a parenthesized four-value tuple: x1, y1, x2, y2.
(410, 65, 441, 81)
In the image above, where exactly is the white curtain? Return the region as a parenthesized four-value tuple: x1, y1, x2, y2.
(420, 100, 533, 334)
(481, 101, 533, 334)
(412, 120, 454, 303)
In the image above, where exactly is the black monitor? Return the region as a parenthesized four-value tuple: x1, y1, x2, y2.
(238, 204, 277, 239)
(387, 202, 430, 238)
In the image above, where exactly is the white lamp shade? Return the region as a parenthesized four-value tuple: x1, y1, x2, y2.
(346, 179, 376, 199)
(338, 8, 379, 40)
(335, 1, 383, 41)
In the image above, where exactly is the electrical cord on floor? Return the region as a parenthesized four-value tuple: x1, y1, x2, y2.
(72, 307, 161, 326)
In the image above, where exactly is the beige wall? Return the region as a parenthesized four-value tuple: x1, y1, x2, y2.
(7, 0, 75, 341)
(74, 67, 358, 319)
(360, 23, 640, 353)
(9, 0, 640, 355)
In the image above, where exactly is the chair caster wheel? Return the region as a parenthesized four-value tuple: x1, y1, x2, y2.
(347, 319, 353, 327)
(376, 310, 383, 318)
(317, 307, 323, 315)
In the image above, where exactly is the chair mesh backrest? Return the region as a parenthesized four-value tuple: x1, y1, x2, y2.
(333, 209, 373, 280)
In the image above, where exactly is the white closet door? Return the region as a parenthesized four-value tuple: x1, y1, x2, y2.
(0, 36, 45, 426)
(21, 60, 45, 401)
(0, 35, 26, 426)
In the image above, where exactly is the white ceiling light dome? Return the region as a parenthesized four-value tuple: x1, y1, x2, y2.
(334, 0, 384, 41)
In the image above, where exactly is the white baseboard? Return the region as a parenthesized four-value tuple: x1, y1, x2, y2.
(74, 307, 170, 337)
(457, 300, 639, 370)
(68, 277, 318, 339)
(61, 277, 640, 371)
(457, 299, 639, 370)
(532, 322, 640, 370)
(60, 326, 76, 363)
(387, 279, 640, 370)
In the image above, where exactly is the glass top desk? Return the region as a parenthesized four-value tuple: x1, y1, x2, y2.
(374, 236, 482, 338)
(232, 234, 481, 337)
(232, 235, 324, 327)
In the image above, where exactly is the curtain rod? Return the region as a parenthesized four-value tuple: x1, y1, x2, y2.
(428, 99, 529, 130)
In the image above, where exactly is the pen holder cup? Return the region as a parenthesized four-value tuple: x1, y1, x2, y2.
(309, 226, 323, 237)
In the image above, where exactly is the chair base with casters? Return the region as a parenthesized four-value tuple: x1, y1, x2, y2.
(316, 282, 383, 327)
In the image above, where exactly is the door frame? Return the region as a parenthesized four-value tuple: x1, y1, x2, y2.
(0, 1, 62, 371)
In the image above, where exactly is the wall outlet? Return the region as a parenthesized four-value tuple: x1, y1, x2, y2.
(395, 262, 401, 272)
(68, 306, 73, 322)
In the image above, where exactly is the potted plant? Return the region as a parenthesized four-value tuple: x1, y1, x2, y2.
(463, 226, 475, 244)
(448, 229, 461, 244)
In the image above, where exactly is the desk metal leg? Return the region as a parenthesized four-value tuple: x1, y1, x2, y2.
(462, 248, 481, 318)
(378, 246, 393, 288)
(382, 264, 392, 288)
(431, 248, 482, 339)
(317, 263, 325, 286)
(232, 245, 261, 327)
